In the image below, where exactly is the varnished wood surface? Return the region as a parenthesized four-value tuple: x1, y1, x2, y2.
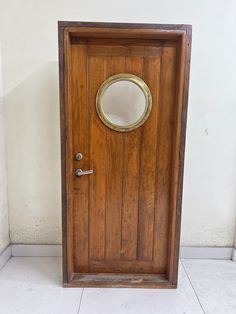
(70, 273, 174, 289)
(59, 21, 192, 288)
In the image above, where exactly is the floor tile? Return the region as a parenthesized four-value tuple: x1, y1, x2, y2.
(79, 263, 203, 314)
(182, 259, 236, 314)
(0, 257, 82, 314)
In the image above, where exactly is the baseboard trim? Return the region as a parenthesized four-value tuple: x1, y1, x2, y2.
(11, 244, 62, 257)
(180, 246, 233, 260)
(232, 248, 236, 262)
(1, 245, 235, 261)
(0, 245, 11, 270)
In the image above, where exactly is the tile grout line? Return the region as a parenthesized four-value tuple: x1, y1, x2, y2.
(180, 260, 206, 314)
(77, 288, 84, 314)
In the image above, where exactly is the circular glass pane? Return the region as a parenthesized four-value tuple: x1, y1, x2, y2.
(102, 80, 146, 126)
(96, 74, 152, 132)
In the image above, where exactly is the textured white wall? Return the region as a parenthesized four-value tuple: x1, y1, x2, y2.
(234, 221, 236, 248)
(0, 0, 236, 246)
(0, 45, 9, 253)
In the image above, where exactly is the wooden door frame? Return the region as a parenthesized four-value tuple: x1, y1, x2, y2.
(58, 21, 192, 288)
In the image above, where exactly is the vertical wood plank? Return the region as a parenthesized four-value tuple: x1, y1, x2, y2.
(63, 32, 74, 280)
(153, 45, 177, 273)
(89, 56, 107, 260)
(105, 56, 125, 259)
(71, 44, 89, 272)
(120, 56, 143, 260)
(168, 36, 188, 283)
(137, 57, 160, 261)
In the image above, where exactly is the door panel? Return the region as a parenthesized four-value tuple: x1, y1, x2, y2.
(72, 42, 176, 273)
(59, 22, 191, 288)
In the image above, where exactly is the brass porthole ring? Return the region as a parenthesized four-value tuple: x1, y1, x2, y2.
(96, 73, 152, 132)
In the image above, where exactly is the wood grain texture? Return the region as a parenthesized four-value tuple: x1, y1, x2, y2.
(71, 272, 173, 289)
(137, 56, 160, 262)
(167, 29, 192, 285)
(88, 45, 162, 57)
(153, 45, 177, 274)
(71, 44, 89, 272)
(58, 23, 68, 284)
(60, 30, 74, 282)
(59, 21, 192, 288)
(120, 56, 143, 260)
(104, 56, 125, 260)
(88, 56, 107, 260)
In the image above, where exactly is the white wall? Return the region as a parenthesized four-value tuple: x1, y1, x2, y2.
(0, 46, 9, 253)
(234, 221, 236, 248)
(0, 0, 236, 246)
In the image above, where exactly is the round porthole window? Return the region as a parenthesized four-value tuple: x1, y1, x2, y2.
(96, 74, 152, 132)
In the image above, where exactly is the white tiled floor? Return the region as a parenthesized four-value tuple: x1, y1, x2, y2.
(0, 257, 236, 314)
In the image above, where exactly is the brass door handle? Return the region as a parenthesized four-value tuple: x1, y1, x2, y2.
(75, 168, 94, 177)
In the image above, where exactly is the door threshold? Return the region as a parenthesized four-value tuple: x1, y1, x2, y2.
(65, 272, 176, 288)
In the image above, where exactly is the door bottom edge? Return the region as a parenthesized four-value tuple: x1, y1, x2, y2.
(64, 272, 176, 288)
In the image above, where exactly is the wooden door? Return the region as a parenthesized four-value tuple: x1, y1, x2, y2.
(59, 22, 191, 288)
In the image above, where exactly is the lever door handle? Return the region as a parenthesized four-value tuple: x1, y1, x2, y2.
(75, 168, 94, 177)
